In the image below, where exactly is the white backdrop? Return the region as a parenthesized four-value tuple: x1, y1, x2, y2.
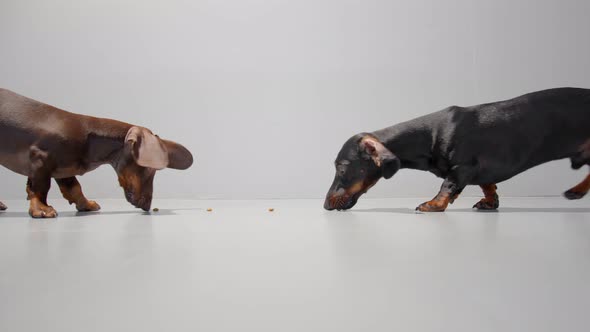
(1, 0, 590, 200)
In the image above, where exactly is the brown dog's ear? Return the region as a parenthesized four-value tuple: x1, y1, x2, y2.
(162, 139, 193, 170)
(360, 136, 400, 179)
(125, 127, 169, 170)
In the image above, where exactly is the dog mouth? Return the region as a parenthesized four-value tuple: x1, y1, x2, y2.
(124, 190, 152, 211)
(324, 192, 362, 211)
(324, 179, 379, 211)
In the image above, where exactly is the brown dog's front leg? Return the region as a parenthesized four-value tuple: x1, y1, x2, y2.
(56, 177, 101, 212)
(0, 201, 6, 211)
(27, 177, 57, 218)
(27, 147, 58, 218)
(26, 178, 34, 200)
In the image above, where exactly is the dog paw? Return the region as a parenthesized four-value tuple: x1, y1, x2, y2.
(415, 202, 446, 212)
(564, 189, 586, 200)
(29, 205, 58, 218)
(0, 201, 6, 211)
(76, 200, 101, 212)
(473, 199, 499, 210)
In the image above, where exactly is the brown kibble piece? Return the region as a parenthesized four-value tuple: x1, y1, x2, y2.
(207, 208, 213, 212)
(152, 208, 159, 212)
(268, 208, 274, 212)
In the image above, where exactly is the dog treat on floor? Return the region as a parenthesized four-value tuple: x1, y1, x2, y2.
(152, 208, 159, 212)
(268, 208, 274, 212)
(0, 88, 194, 218)
(324, 87, 590, 212)
(207, 208, 213, 212)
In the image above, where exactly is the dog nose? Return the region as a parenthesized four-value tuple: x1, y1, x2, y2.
(324, 187, 346, 210)
(324, 198, 335, 211)
(138, 197, 152, 211)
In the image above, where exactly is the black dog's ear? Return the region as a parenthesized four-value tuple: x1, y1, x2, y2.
(380, 155, 401, 179)
(360, 136, 400, 179)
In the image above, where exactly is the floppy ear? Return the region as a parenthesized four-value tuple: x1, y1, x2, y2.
(125, 127, 169, 170)
(360, 136, 401, 179)
(162, 139, 194, 170)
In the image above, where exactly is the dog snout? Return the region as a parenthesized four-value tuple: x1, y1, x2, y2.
(134, 195, 152, 211)
(324, 188, 350, 211)
(124, 189, 152, 211)
(324, 198, 336, 211)
(138, 198, 152, 211)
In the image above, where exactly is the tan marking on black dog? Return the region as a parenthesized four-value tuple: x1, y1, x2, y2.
(473, 184, 499, 210)
(327, 180, 372, 209)
(416, 192, 453, 212)
(564, 174, 590, 200)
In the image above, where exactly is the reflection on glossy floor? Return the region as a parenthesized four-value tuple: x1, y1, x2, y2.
(1, 197, 589, 332)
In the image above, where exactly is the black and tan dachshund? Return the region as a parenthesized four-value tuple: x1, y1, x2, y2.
(325, 87, 590, 212)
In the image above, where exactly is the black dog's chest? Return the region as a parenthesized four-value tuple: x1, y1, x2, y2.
(428, 167, 446, 179)
(427, 156, 451, 179)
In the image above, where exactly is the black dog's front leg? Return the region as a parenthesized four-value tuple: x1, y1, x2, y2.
(416, 165, 475, 212)
(416, 179, 463, 212)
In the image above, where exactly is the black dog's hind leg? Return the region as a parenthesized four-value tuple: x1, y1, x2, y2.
(564, 172, 590, 200)
(473, 184, 499, 210)
(570, 154, 587, 170)
(565, 152, 590, 199)
(56, 177, 101, 212)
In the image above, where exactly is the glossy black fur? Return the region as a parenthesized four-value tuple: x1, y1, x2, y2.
(325, 87, 590, 210)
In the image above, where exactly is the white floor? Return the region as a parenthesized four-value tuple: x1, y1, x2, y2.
(0, 197, 589, 332)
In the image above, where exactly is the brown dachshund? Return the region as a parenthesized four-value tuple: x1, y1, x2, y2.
(0, 89, 193, 218)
